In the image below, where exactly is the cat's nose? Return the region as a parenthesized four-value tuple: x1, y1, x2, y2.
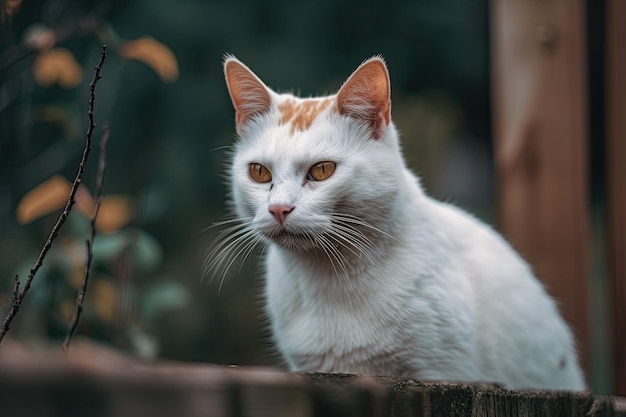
(268, 204, 294, 225)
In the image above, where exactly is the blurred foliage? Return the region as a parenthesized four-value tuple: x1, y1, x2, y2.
(0, 1, 491, 365)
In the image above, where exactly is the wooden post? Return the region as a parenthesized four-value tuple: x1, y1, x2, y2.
(606, 0, 626, 397)
(490, 0, 590, 377)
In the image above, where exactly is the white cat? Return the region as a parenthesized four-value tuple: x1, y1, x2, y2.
(216, 55, 586, 390)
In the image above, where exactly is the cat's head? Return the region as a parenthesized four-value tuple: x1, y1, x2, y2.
(222, 56, 405, 253)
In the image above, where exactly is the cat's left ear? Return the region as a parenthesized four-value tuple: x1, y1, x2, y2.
(336, 56, 391, 139)
(224, 56, 272, 135)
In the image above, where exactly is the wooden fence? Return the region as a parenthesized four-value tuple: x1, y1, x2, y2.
(0, 344, 624, 417)
(605, 0, 626, 398)
(491, 0, 625, 395)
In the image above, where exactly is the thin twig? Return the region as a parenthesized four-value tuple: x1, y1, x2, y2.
(10, 276, 19, 310)
(0, 45, 108, 345)
(63, 122, 110, 352)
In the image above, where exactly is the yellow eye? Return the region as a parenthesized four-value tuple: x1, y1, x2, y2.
(308, 161, 336, 181)
(249, 163, 272, 183)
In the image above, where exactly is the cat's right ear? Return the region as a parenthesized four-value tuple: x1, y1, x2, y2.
(336, 56, 391, 140)
(224, 56, 272, 135)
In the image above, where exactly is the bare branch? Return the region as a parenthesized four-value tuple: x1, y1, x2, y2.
(0, 45, 108, 345)
(10, 275, 19, 309)
(63, 122, 110, 353)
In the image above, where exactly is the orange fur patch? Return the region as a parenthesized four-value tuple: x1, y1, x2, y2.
(278, 98, 332, 134)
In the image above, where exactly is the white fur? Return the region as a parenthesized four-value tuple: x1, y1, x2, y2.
(221, 58, 586, 390)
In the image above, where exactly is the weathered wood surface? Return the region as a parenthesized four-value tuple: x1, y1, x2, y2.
(0, 341, 623, 417)
(490, 0, 590, 374)
(606, 0, 626, 397)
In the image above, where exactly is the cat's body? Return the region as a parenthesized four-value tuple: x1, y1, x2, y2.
(219, 56, 585, 390)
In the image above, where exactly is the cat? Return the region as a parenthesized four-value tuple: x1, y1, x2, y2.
(214, 54, 586, 390)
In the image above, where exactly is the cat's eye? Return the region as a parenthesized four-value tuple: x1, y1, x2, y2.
(249, 163, 272, 183)
(308, 161, 336, 181)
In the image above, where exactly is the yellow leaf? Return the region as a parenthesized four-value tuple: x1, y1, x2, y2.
(96, 195, 133, 234)
(33, 47, 83, 89)
(60, 299, 76, 323)
(68, 263, 86, 290)
(118, 36, 179, 82)
(93, 279, 117, 323)
(17, 175, 71, 224)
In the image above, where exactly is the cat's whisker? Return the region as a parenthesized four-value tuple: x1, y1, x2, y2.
(239, 233, 264, 271)
(206, 233, 254, 279)
(203, 221, 260, 284)
(327, 227, 379, 268)
(326, 219, 390, 278)
(330, 222, 381, 256)
(329, 214, 386, 259)
(214, 223, 256, 243)
(314, 233, 352, 284)
(314, 235, 344, 283)
(330, 213, 399, 243)
(203, 223, 255, 271)
(217, 232, 262, 295)
(209, 144, 236, 153)
(326, 228, 368, 261)
(255, 241, 269, 271)
(211, 235, 259, 292)
(200, 217, 252, 234)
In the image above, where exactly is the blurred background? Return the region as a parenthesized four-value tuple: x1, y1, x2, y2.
(0, 0, 616, 394)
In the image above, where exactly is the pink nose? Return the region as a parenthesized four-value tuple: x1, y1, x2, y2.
(268, 204, 294, 225)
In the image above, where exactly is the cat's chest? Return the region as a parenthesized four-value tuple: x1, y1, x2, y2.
(274, 295, 407, 374)
(265, 251, 412, 373)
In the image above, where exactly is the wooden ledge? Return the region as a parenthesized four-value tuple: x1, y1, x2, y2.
(0, 340, 624, 417)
